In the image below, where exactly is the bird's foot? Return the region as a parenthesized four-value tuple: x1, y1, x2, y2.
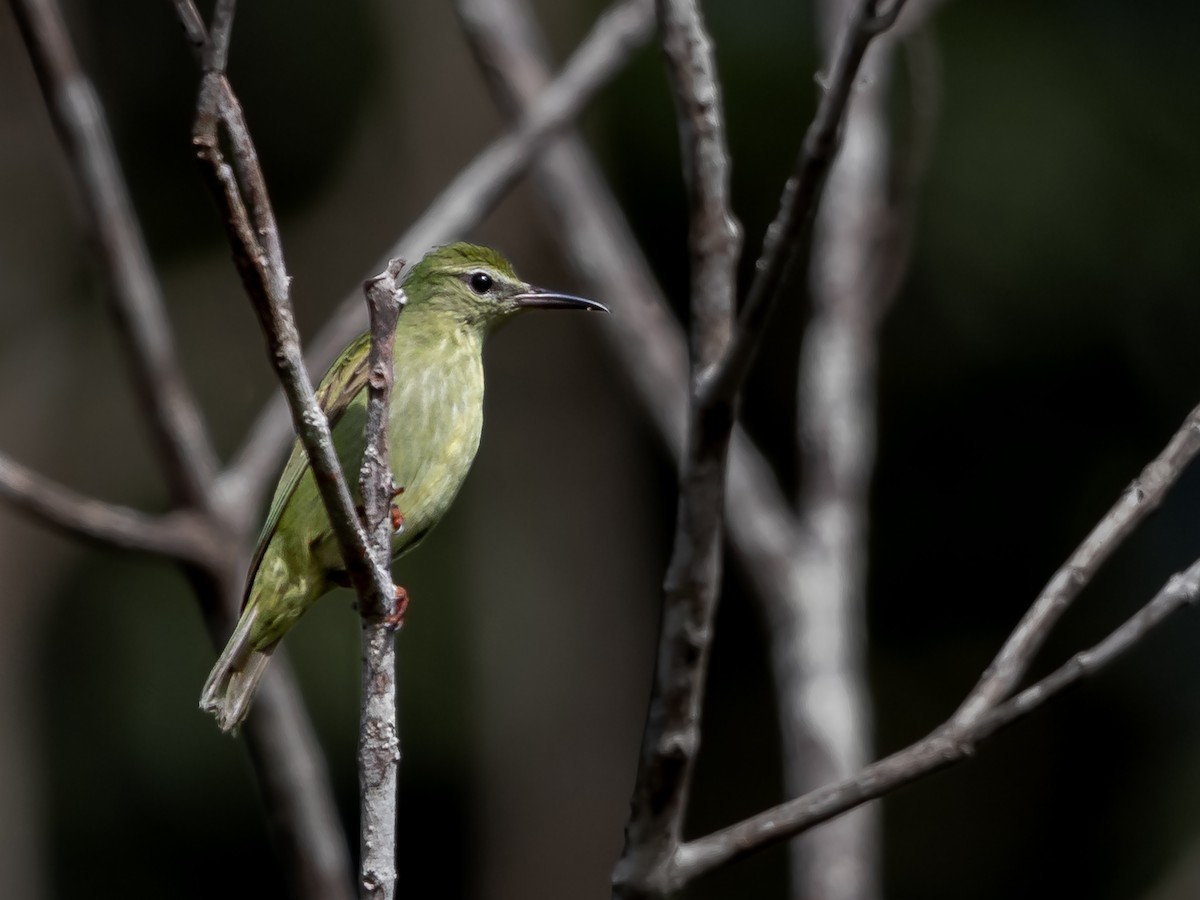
(384, 586, 409, 629)
(388, 485, 406, 532)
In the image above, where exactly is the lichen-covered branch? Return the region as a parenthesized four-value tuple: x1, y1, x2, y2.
(356, 262, 406, 900)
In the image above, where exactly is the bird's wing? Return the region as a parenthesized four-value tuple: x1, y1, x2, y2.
(243, 330, 373, 601)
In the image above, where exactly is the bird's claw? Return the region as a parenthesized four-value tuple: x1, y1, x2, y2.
(384, 586, 409, 629)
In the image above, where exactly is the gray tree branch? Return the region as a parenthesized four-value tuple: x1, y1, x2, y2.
(182, 4, 402, 896)
(612, 1, 742, 895)
(702, 0, 908, 410)
(677, 551, 1200, 878)
(953, 403, 1200, 728)
(3, 3, 359, 897)
(0, 452, 222, 563)
(779, 1, 935, 895)
(357, 261, 406, 900)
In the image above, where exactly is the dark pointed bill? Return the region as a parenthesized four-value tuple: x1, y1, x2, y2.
(514, 287, 609, 313)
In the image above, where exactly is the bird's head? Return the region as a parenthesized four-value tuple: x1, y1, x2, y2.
(402, 242, 608, 333)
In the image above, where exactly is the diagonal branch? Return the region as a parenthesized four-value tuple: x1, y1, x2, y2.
(451, 0, 804, 671)
(670, 400, 1200, 887)
(216, 0, 656, 520)
(613, 1, 741, 895)
(701, 0, 908, 410)
(190, 71, 386, 614)
(10, 0, 220, 512)
(953, 402, 1200, 727)
(0, 452, 223, 563)
(676, 553, 1200, 880)
(181, 6, 401, 897)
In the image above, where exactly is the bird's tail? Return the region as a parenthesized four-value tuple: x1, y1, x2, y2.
(200, 605, 277, 733)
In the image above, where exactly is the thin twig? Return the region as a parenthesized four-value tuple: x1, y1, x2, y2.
(675, 555, 1200, 881)
(10, 0, 219, 511)
(612, 1, 741, 895)
(701, 0, 908, 410)
(217, 0, 656, 518)
(953, 402, 1200, 727)
(356, 261, 405, 900)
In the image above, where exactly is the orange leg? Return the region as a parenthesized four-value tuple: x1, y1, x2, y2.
(384, 586, 409, 629)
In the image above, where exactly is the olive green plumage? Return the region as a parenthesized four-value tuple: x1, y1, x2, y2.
(200, 243, 605, 732)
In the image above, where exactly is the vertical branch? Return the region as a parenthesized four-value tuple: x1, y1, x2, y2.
(357, 262, 406, 900)
(702, 0, 908, 410)
(613, 1, 741, 896)
(781, 18, 896, 900)
(9, 0, 219, 510)
(180, 4, 402, 897)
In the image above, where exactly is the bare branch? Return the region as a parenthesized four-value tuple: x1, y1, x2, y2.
(356, 261, 406, 900)
(190, 70, 386, 608)
(779, 1, 937, 895)
(217, 0, 656, 518)
(676, 555, 1200, 881)
(451, 0, 805, 647)
(178, 8, 401, 896)
(612, 1, 742, 895)
(169, 0, 207, 53)
(953, 403, 1200, 728)
(10, 0, 219, 511)
(701, 0, 909, 410)
(0, 452, 223, 564)
(203, 0, 237, 72)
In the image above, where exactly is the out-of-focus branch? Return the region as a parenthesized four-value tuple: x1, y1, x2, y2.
(678, 552, 1200, 878)
(614, 0, 742, 894)
(356, 261, 406, 900)
(450, 0, 804, 640)
(456, 0, 900, 895)
(702, 0, 908, 410)
(10, 0, 219, 512)
(170, 5, 378, 899)
(779, 1, 939, 895)
(0, 452, 223, 563)
(238, 651, 356, 900)
(4, 3, 357, 898)
(217, 0, 656, 518)
(451, 4, 1200, 900)
(189, 42, 388, 619)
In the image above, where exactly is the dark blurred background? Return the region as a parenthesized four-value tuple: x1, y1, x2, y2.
(2, 0, 1200, 898)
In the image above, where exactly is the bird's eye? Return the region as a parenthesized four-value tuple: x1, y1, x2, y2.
(468, 271, 494, 294)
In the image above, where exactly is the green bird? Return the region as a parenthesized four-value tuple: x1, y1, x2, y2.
(201, 242, 606, 732)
